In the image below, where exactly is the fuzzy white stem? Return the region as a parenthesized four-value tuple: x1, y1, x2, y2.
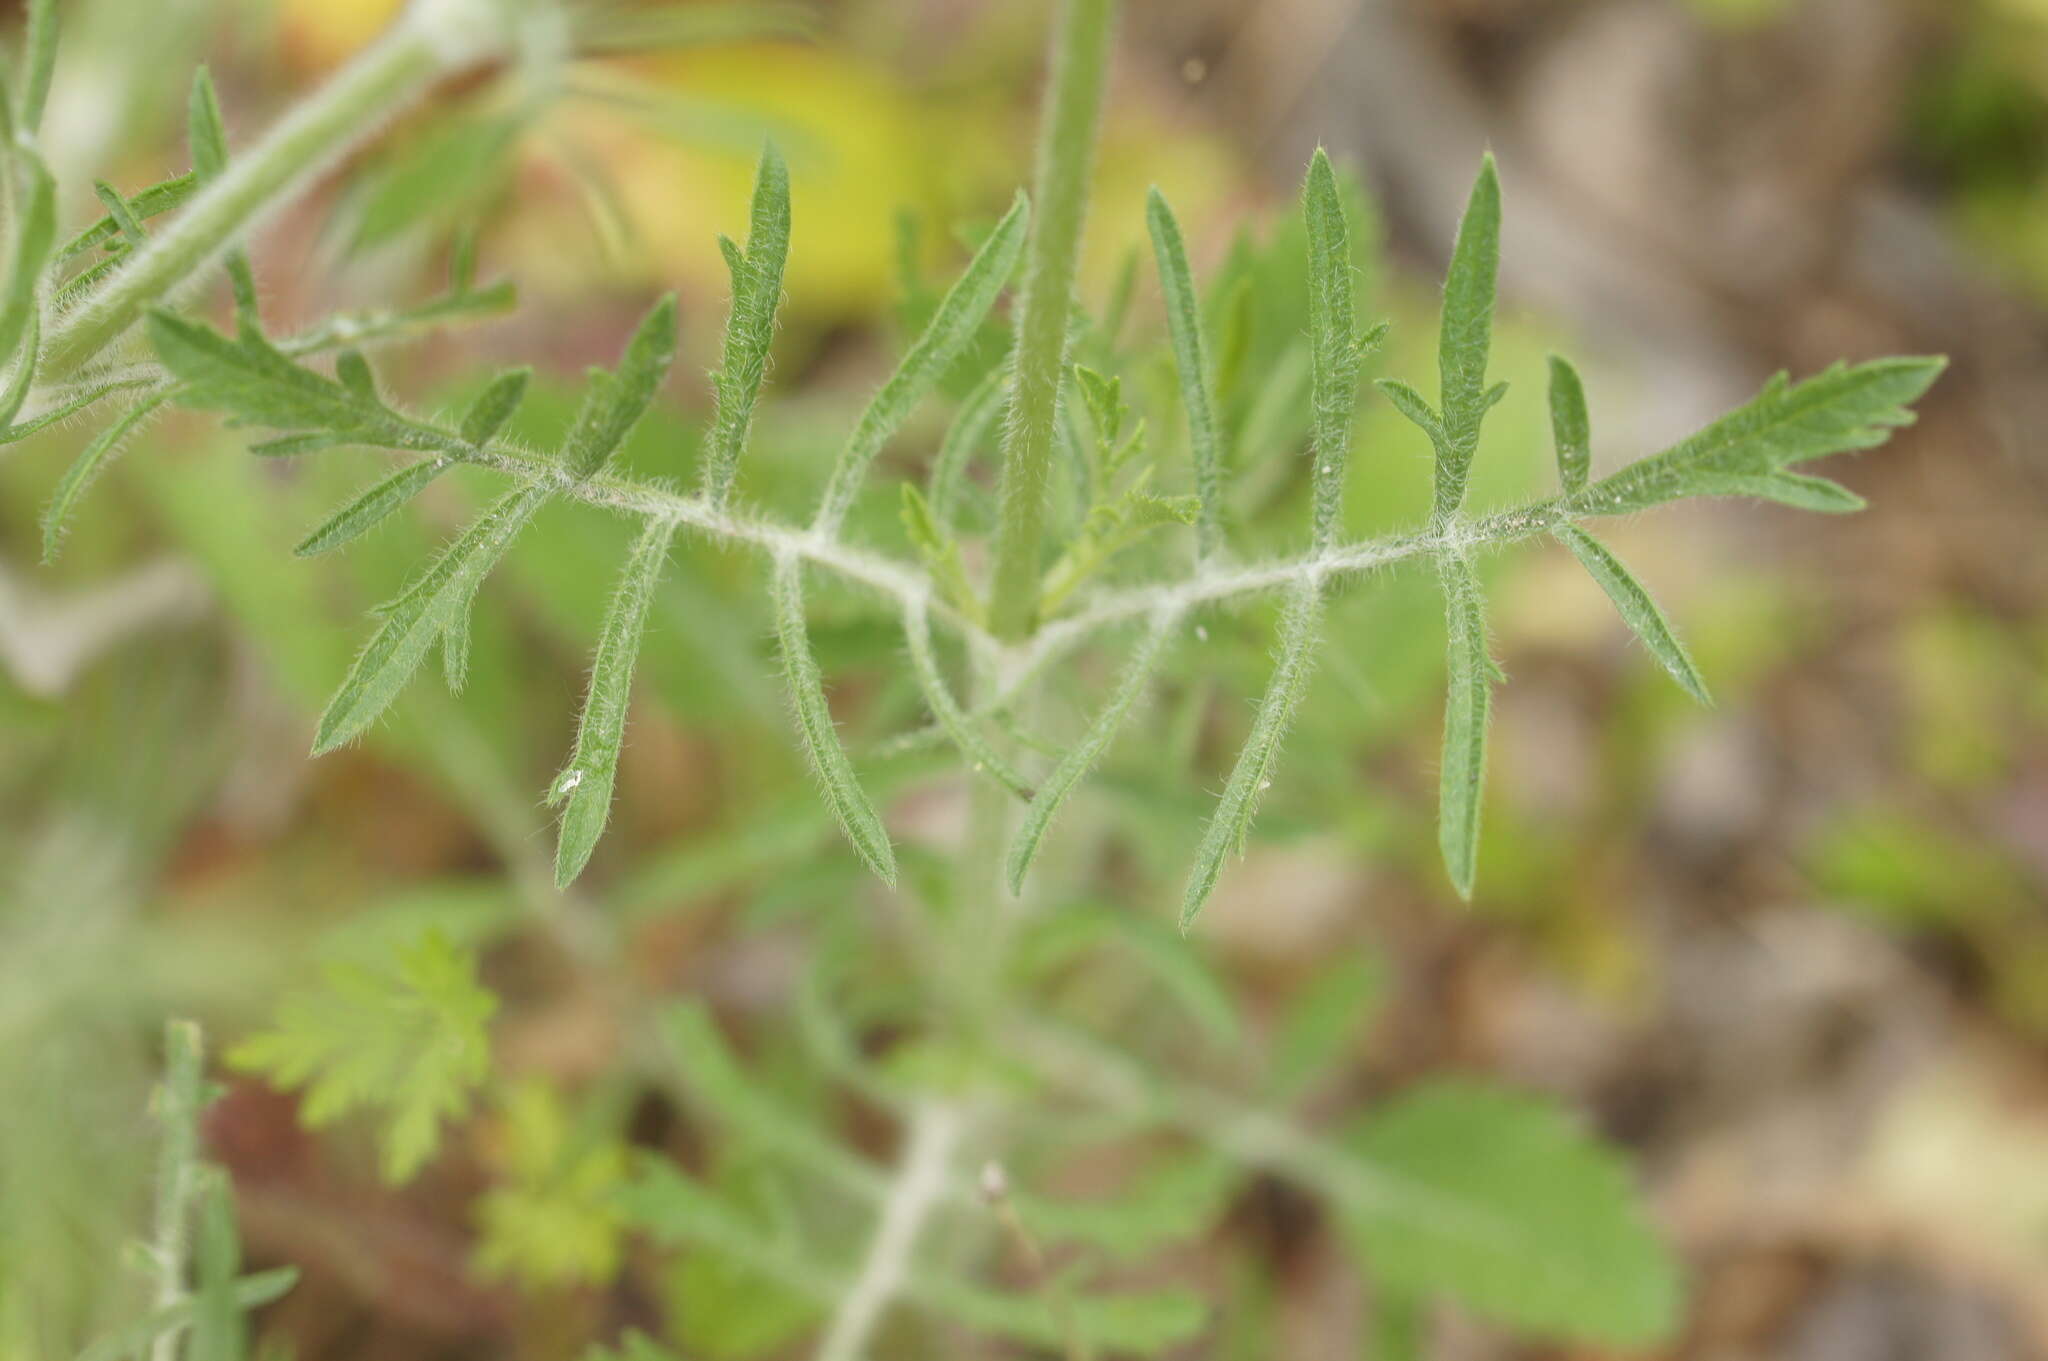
(812, 1103, 964, 1361)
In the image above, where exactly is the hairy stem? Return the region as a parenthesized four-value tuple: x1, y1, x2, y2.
(148, 1020, 207, 1361)
(812, 1102, 966, 1361)
(42, 0, 509, 375)
(985, 0, 1116, 639)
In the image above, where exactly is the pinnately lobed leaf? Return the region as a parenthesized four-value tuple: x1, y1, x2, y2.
(1145, 187, 1224, 559)
(1009, 607, 1180, 895)
(551, 517, 679, 887)
(700, 144, 792, 506)
(313, 484, 550, 754)
(1182, 581, 1324, 930)
(903, 598, 1035, 802)
(1433, 155, 1502, 524)
(1575, 356, 1946, 515)
(1303, 149, 1362, 553)
(230, 930, 496, 1184)
(1436, 551, 1493, 899)
(1342, 1081, 1680, 1346)
(149, 312, 419, 447)
(771, 553, 897, 884)
(812, 192, 1030, 536)
(1553, 525, 1709, 705)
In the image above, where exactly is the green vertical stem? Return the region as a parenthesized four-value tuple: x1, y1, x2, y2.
(150, 1020, 207, 1361)
(984, 0, 1117, 639)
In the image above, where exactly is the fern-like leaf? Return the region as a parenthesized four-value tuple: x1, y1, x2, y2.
(1575, 357, 1946, 515)
(313, 484, 550, 754)
(230, 930, 497, 1183)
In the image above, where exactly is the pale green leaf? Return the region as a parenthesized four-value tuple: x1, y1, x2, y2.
(1433, 155, 1501, 522)
(550, 517, 677, 886)
(57, 173, 196, 261)
(231, 930, 496, 1183)
(1304, 149, 1361, 551)
(1147, 187, 1224, 557)
(0, 311, 39, 430)
(149, 312, 426, 448)
(313, 483, 549, 754)
(0, 152, 55, 374)
(1269, 952, 1388, 1099)
(190, 1171, 248, 1361)
(700, 143, 791, 505)
(812, 192, 1029, 534)
(1009, 609, 1177, 894)
(903, 598, 1033, 800)
(1436, 552, 1492, 899)
(1554, 525, 1709, 704)
(187, 68, 231, 181)
(18, 0, 57, 135)
(75, 1270, 298, 1361)
(582, 1331, 681, 1361)
(188, 68, 260, 320)
(1547, 354, 1590, 493)
(294, 460, 450, 558)
(771, 554, 896, 884)
(92, 181, 143, 246)
(1182, 581, 1323, 929)
(472, 1081, 628, 1288)
(335, 349, 376, 400)
(1342, 1081, 1680, 1346)
(927, 362, 1006, 528)
(661, 1001, 881, 1198)
(1699, 469, 1866, 513)
(1013, 1151, 1236, 1260)
(1575, 358, 1946, 515)
(440, 600, 472, 694)
(921, 1277, 1208, 1354)
(459, 367, 532, 447)
(1374, 377, 1441, 443)
(41, 390, 172, 562)
(564, 294, 677, 479)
